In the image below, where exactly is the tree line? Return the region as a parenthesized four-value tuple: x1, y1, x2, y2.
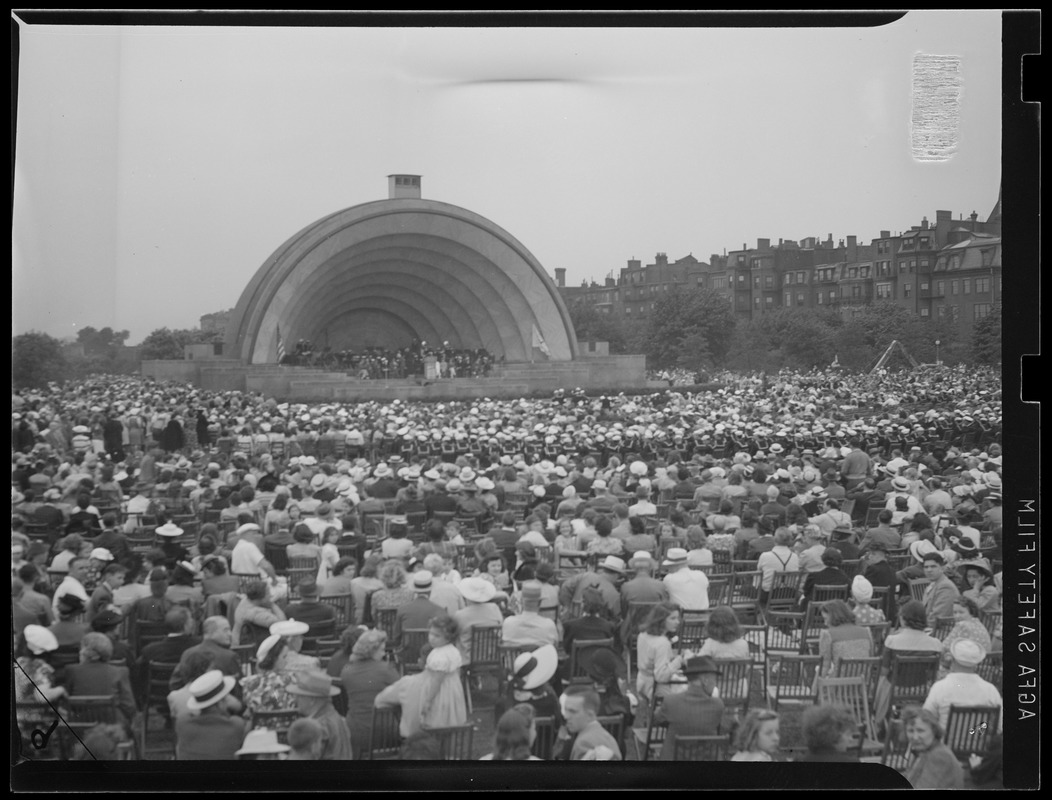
(12, 295, 1000, 390)
(568, 288, 1001, 375)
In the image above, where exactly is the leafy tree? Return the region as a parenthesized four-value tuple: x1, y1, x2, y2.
(641, 287, 736, 370)
(971, 304, 1002, 365)
(138, 327, 222, 360)
(76, 325, 130, 356)
(13, 331, 67, 389)
(568, 300, 635, 354)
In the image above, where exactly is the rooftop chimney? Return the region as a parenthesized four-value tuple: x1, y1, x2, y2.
(757, 238, 770, 250)
(387, 174, 422, 199)
(970, 210, 978, 222)
(880, 230, 891, 239)
(921, 216, 929, 229)
(655, 252, 668, 265)
(554, 268, 566, 288)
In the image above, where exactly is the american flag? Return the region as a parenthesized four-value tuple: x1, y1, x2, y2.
(276, 324, 286, 363)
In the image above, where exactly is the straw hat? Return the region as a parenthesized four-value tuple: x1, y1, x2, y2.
(950, 638, 986, 667)
(286, 668, 340, 698)
(235, 728, 290, 757)
(270, 619, 310, 637)
(662, 547, 689, 568)
(458, 577, 497, 604)
(186, 669, 237, 711)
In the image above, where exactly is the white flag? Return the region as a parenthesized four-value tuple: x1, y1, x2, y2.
(531, 324, 551, 358)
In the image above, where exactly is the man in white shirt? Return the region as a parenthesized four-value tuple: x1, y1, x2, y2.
(923, 639, 1002, 732)
(628, 486, 657, 518)
(421, 554, 463, 616)
(921, 478, 954, 515)
(884, 476, 924, 517)
(230, 523, 278, 580)
(52, 556, 90, 616)
(661, 548, 709, 612)
(501, 581, 559, 649)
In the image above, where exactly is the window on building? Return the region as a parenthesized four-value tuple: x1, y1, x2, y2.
(973, 303, 991, 320)
(817, 293, 823, 305)
(951, 280, 959, 295)
(903, 284, 912, 298)
(797, 272, 806, 283)
(785, 273, 794, 285)
(738, 274, 745, 284)
(848, 268, 857, 279)
(852, 285, 862, 299)
(765, 276, 774, 289)
(797, 293, 805, 304)
(963, 279, 971, 295)
(765, 296, 774, 306)
(920, 258, 929, 268)
(936, 280, 945, 295)
(754, 297, 761, 307)
(981, 249, 994, 267)
(754, 277, 761, 289)
(861, 266, 870, 278)
(876, 282, 892, 299)
(784, 293, 792, 306)
(920, 307, 930, 317)
(625, 307, 631, 315)
(976, 277, 990, 294)
(937, 305, 947, 318)
(908, 260, 916, 271)
(950, 305, 959, 321)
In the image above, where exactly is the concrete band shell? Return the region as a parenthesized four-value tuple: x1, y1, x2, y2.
(226, 198, 578, 364)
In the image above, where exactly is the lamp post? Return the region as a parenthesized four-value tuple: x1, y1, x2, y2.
(935, 339, 941, 366)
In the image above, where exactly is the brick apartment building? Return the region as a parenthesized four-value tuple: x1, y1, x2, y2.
(557, 194, 1001, 341)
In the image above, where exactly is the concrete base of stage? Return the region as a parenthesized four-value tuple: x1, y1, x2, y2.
(141, 355, 647, 402)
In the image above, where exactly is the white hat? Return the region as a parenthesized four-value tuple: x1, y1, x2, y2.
(599, 555, 626, 574)
(531, 485, 547, 498)
(891, 476, 910, 492)
(511, 644, 559, 691)
(235, 728, 290, 756)
(950, 638, 986, 667)
(458, 577, 497, 604)
(663, 548, 689, 567)
(156, 522, 184, 538)
(373, 463, 392, 478)
(270, 619, 310, 637)
(186, 669, 237, 711)
(629, 461, 648, 476)
(24, 624, 58, 655)
(769, 443, 785, 454)
(630, 550, 654, 564)
(412, 570, 434, 590)
(592, 479, 607, 490)
(851, 575, 873, 604)
(89, 547, 114, 562)
(909, 540, 939, 563)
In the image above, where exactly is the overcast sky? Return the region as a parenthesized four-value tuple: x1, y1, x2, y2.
(12, 11, 1003, 345)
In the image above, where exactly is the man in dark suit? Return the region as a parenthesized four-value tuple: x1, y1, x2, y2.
(845, 477, 886, 524)
(858, 510, 902, 553)
(424, 480, 458, 519)
(169, 616, 240, 690)
(826, 526, 861, 561)
(653, 655, 725, 760)
(282, 578, 337, 637)
(800, 548, 853, 605)
(134, 606, 200, 703)
(860, 542, 898, 619)
(391, 570, 444, 665)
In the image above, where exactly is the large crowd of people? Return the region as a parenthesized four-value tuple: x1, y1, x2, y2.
(11, 364, 1003, 782)
(280, 339, 495, 380)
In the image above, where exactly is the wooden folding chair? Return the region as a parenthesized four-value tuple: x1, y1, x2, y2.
(249, 708, 301, 745)
(765, 653, 821, 711)
(140, 660, 180, 756)
(815, 675, 881, 757)
(673, 734, 731, 762)
(944, 704, 1001, 762)
(429, 723, 476, 760)
(462, 624, 503, 714)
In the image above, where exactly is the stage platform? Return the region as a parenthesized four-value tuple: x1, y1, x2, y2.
(141, 356, 648, 403)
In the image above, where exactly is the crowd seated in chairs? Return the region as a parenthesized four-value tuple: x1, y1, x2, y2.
(10, 367, 1003, 772)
